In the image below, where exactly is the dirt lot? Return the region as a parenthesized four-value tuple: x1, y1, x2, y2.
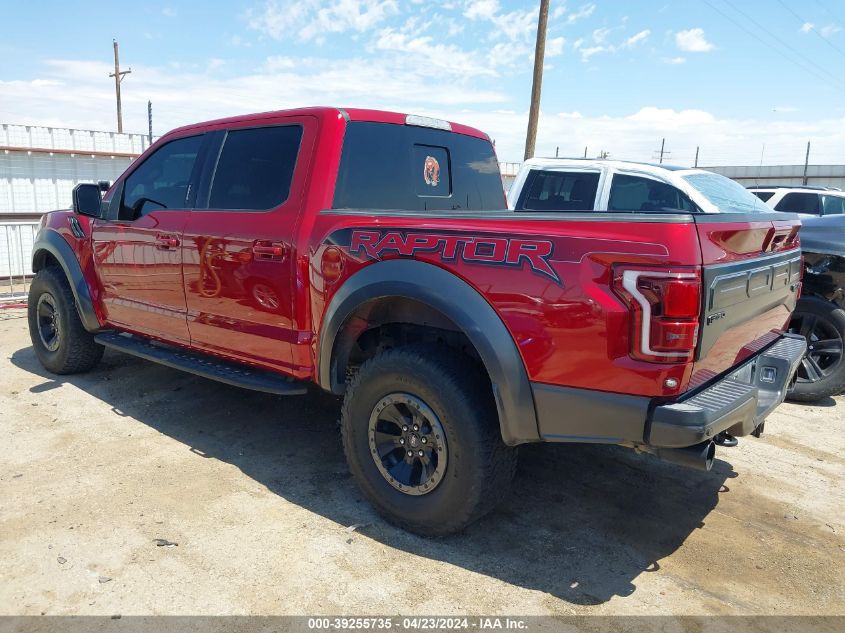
(1, 306, 843, 616)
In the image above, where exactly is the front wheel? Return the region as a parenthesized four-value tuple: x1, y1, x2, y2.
(27, 267, 104, 374)
(787, 296, 845, 402)
(341, 345, 517, 536)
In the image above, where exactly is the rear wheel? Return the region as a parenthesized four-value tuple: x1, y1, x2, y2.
(787, 296, 845, 402)
(27, 267, 104, 374)
(341, 344, 517, 536)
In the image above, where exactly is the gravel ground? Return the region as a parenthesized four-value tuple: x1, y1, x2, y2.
(1, 307, 843, 616)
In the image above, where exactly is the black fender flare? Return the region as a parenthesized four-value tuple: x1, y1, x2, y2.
(31, 228, 102, 332)
(318, 259, 540, 445)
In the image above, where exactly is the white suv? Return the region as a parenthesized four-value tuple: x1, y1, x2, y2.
(748, 185, 845, 216)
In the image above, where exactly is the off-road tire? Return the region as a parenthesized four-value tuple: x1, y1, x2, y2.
(341, 344, 517, 536)
(787, 296, 845, 402)
(28, 266, 104, 374)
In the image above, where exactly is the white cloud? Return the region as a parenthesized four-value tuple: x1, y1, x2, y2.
(675, 28, 714, 52)
(574, 27, 649, 61)
(0, 56, 508, 143)
(453, 106, 845, 165)
(463, 0, 536, 44)
(565, 3, 596, 24)
(797, 21, 841, 39)
(623, 29, 650, 47)
(464, 0, 498, 20)
(662, 56, 686, 65)
(373, 28, 497, 78)
(206, 58, 226, 72)
(2, 65, 843, 169)
(162, 7, 176, 17)
(246, 0, 398, 42)
(546, 36, 566, 57)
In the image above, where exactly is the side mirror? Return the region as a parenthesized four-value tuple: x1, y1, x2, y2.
(72, 183, 103, 218)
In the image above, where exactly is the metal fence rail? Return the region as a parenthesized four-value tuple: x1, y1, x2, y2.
(1, 221, 38, 297)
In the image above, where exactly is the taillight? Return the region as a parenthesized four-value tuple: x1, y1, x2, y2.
(612, 267, 701, 363)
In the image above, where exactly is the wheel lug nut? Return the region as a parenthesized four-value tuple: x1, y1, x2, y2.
(412, 425, 419, 432)
(402, 425, 408, 432)
(421, 437, 427, 444)
(417, 450, 424, 457)
(399, 437, 405, 445)
(407, 450, 413, 457)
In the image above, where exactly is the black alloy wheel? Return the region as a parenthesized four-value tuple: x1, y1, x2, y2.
(36, 292, 62, 352)
(368, 393, 448, 496)
(787, 296, 845, 401)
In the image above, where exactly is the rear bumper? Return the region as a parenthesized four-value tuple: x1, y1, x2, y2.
(647, 333, 806, 447)
(533, 333, 806, 448)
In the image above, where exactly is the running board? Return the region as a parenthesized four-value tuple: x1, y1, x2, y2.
(94, 332, 308, 396)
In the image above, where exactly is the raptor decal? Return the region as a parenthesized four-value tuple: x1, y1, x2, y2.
(346, 229, 561, 284)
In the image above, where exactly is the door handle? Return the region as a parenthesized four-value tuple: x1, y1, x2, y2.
(155, 234, 180, 249)
(252, 241, 286, 261)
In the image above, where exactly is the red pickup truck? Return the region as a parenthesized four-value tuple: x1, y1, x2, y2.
(28, 107, 805, 535)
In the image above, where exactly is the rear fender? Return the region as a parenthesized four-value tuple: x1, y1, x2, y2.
(318, 259, 540, 445)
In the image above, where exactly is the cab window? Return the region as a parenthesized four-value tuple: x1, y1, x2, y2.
(608, 174, 696, 212)
(208, 125, 303, 211)
(774, 192, 821, 214)
(121, 134, 203, 219)
(515, 170, 599, 211)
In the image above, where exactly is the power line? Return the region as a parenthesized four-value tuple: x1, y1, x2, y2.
(774, 0, 845, 59)
(701, 0, 845, 91)
(812, 0, 845, 24)
(718, 0, 845, 86)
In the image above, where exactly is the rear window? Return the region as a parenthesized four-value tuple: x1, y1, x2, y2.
(515, 170, 599, 211)
(209, 125, 302, 211)
(332, 122, 505, 211)
(682, 173, 773, 213)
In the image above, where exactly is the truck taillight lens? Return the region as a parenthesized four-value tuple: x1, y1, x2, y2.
(612, 267, 701, 363)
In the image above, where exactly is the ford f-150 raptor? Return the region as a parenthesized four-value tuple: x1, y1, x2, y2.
(28, 108, 805, 535)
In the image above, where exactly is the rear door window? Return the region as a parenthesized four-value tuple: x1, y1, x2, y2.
(333, 121, 505, 211)
(608, 174, 696, 212)
(752, 191, 775, 202)
(774, 192, 821, 214)
(515, 170, 599, 211)
(208, 125, 303, 211)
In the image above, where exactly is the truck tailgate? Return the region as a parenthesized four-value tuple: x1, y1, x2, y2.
(690, 214, 802, 388)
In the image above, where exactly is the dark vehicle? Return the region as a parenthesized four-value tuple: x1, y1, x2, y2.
(787, 214, 845, 401)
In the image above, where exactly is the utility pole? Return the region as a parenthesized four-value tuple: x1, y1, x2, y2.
(652, 138, 671, 164)
(109, 40, 132, 134)
(524, 0, 550, 160)
(584, 146, 588, 158)
(803, 141, 811, 185)
(147, 101, 153, 145)
(555, 146, 559, 158)
(694, 146, 699, 168)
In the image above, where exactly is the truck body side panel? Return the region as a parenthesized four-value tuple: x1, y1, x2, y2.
(309, 210, 704, 398)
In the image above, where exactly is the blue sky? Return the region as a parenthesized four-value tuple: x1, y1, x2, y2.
(1, 0, 844, 163)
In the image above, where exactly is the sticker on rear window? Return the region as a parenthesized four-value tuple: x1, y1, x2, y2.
(423, 155, 440, 187)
